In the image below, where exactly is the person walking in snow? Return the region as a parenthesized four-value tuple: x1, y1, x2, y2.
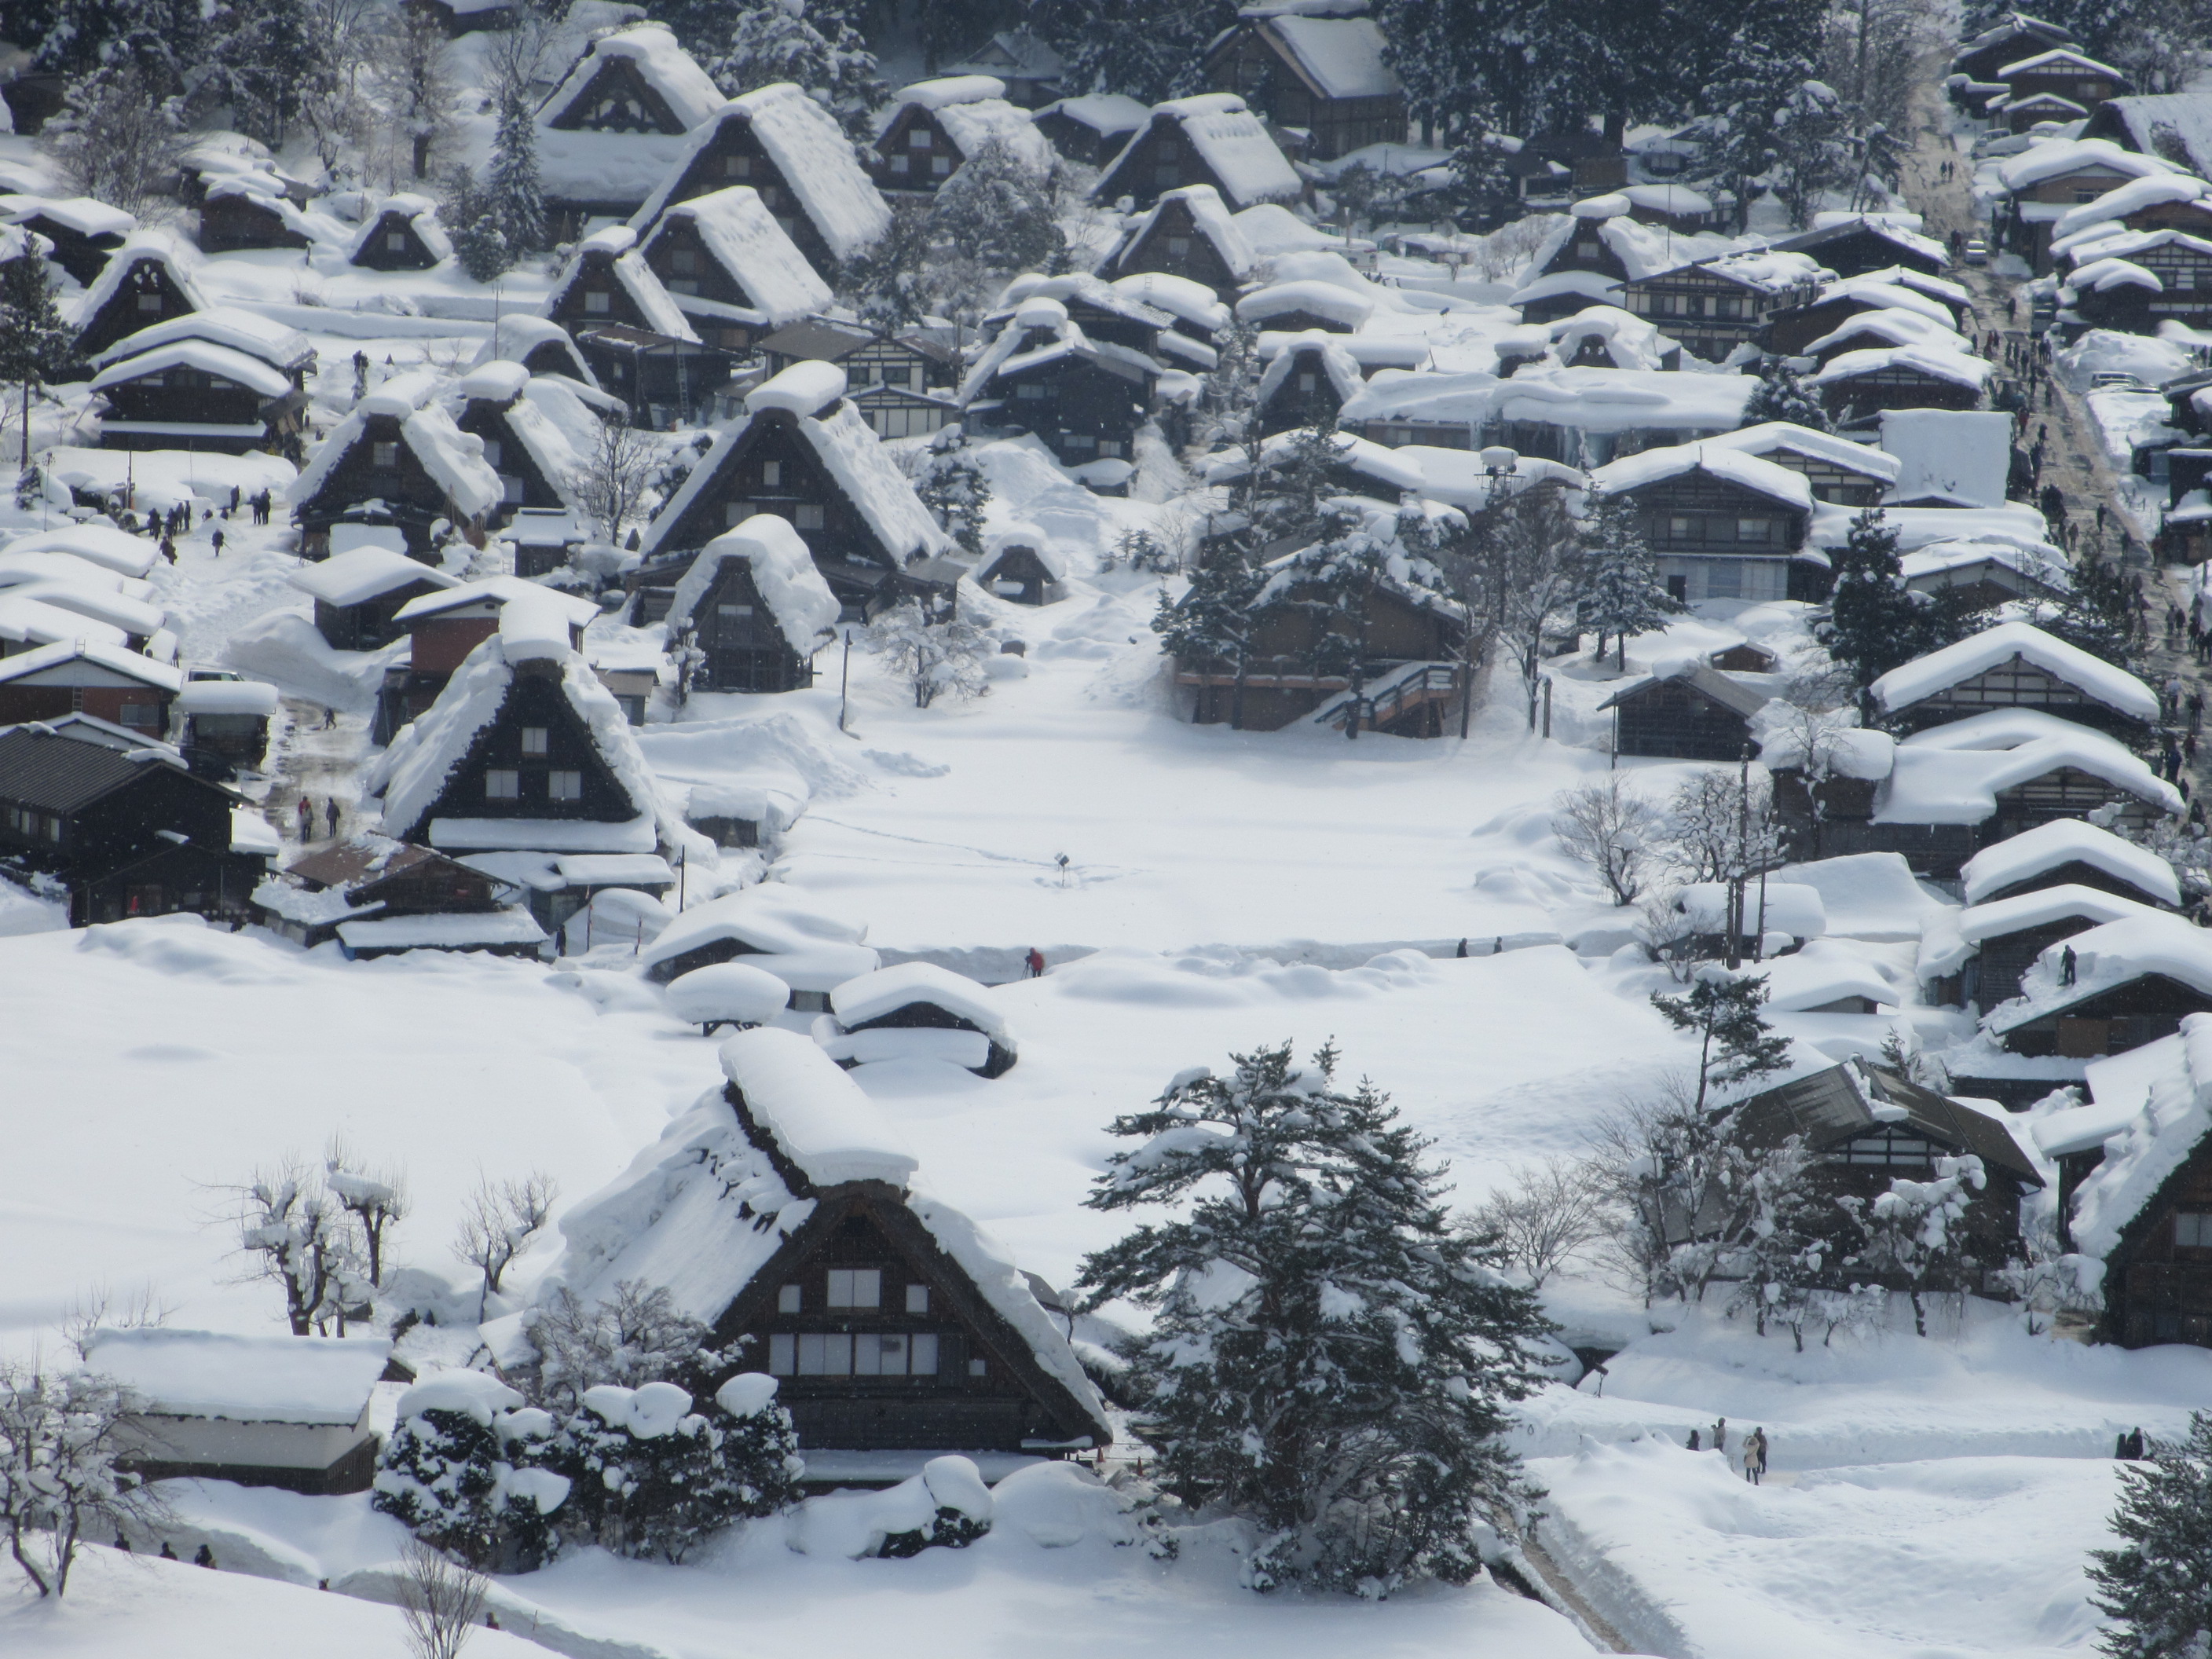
(1745, 1427, 1767, 1484)
(2061, 945, 2078, 987)
(159, 536, 175, 564)
(324, 798, 341, 840)
(1712, 1417, 1727, 1457)
(1025, 947, 1046, 978)
(211, 526, 225, 557)
(1686, 1427, 1701, 1451)
(295, 797, 313, 840)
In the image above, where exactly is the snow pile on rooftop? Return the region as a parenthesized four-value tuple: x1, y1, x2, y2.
(1869, 622, 2159, 722)
(497, 587, 578, 662)
(652, 187, 832, 328)
(1877, 733, 2181, 825)
(1961, 817, 2182, 906)
(747, 361, 848, 416)
(722, 1025, 920, 1188)
(831, 961, 1010, 1039)
(667, 515, 840, 651)
(642, 887, 877, 980)
(1591, 442, 1814, 510)
(288, 548, 457, 610)
(666, 961, 792, 1027)
(1957, 883, 2161, 947)
(83, 1328, 390, 1425)
(2, 525, 161, 578)
(2070, 1013, 2212, 1257)
(1993, 912, 2212, 1035)
(1670, 882, 1827, 939)
(1879, 409, 2015, 507)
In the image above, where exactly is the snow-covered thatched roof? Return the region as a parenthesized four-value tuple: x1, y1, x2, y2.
(548, 225, 700, 342)
(666, 515, 840, 651)
(1255, 328, 1364, 408)
(890, 78, 1053, 175)
(347, 192, 452, 264)
(1236, 277, 1374, 330)
(75, 229, 206, 321)
(1868, 621, 2159, 722)
(86, 305, 313, 375)
(644, 186, 831, 328)
(1588, 442, 1815, 510)
(831, 961, 1010, 1039)
(1961, 816, 2183, 906)
(2065, 1014, 2212, 1257)
(287, 545, 460, 608)
(1102, 93, 1298, 210)
(634, 83, 894, 265)
(287, 386, 505, 522)
(90, 339, 291, 399)
(471, 313, 597, 386)
(1115, 183, 1257, 281)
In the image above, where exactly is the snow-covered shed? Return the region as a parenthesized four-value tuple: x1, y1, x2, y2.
(1961, 817, 2183, 909)
(1, 192, 133, 284)
(641, 888, 877, 1002)
(471, 313, 598, 386)
(177, 677, 278, 779)
(2046, 1013, 2212, 1345)
(370, 604, 682, 865)
(1868, 621, 2161, 738)
(0, 636, 178, 731)
(533, 24, 729, 228)
(871, 75, 1053, 194)
(1199, 4, 1403, 161)
(1091, 93, 1302, 211)
(646, 363, 950, 617)
(72, 230, 208, 360)
(957, 293, 1163, 469)
(287, 374, 504, 558)
(347, 193, 450, 272)
(0, 720, 267, 927)
(1586, 443, 1818, 605)
(1763, 269, 1972, 354)
(289, 545, 462, 652)
(1252, 329, 1364, 436)
(821, 961, 1018, 1077)
(631, 82, 893, 278)
(196, 172, 313, 253)
(667, 515, 840, 694)
(1236, 276, 1373, 335)
(1808, 342, 1994, 429)
(1105, 183, 1257, 294)
(1033, 91, 1148, 166)
(90, 336, 306, 456)
(540, 1027, 1109, 1459)
(0, 573, 160, 646)
(1803, 304, 1972, 365)
(258, 830, 544, 958)
(86, 1328, 393, 1495)
(635, 185, 832, 353)
(972, 523, 1067, 606)
(1598, 663, 1769, 761)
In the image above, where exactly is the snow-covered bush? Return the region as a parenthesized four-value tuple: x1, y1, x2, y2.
(864, 600, 991, 709)
(789, 1454, 995, 1559)
(372, 1371, 568, 1569)
(915, 428, 991, 558)
(0, 1364, 170, 1597)
(551, 1375, 801, 1562)
(1840, 1154, 1987, 1337)
(526, 1280, 732, 1412)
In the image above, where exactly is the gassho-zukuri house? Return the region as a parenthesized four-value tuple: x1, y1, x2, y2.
(540, 1027, 1110, 1474)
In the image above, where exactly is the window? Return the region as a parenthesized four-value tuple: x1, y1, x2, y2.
(968, 1357, 987, 1377)
(1154, 164, 1180, 189)
(826, 1268, 881, 1308)
(719, 602, 755, 618)
(1841, 1127, 1934, 1166)
(386, 232, 408, 252)
(520, 726, 549, 756)
(932, 156, 951, 176)
(548, 770, 584, 801)
(909, 1333, 939, 1374)
(778, 1284, 802, 1313)
(2178, 1212, 2212, 1247)
(1298, 372, 1317, 392)
(119, 701, 156, 728)
(1736, 517, 1770, 542)
(761, 460, 782, 486)
(769, 1332, 796, 1373)
(724, 501, 752, 526)
(1166, 236, 1190, 258)
(890, 153, 910, 174)
(1016, 381, 1047, 399)
(485, 769, 520, 800)
(372, 441, 400, 469)
(855, 1333, 908, 1375)
(909, 127, 933, 148)
(1097, 439, 1124, 458)
(137, 292, 162, 312)
(906, 1284, 929, 1313)
(724, 154, 752, 177)
(584, 290, 611, 314)
(798, 1332, 853, 1375)
(1576, 239, 1599, 258)
(207, 375, 232, 390)
(481, 438, 502, 466)
(794, 503, 825, 529)
(501, 474, 525, 504)
(1668, 515, 1693, 540)
(671, 249, 698, 275)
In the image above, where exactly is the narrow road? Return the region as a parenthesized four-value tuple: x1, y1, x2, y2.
(262, 698, 372, 853)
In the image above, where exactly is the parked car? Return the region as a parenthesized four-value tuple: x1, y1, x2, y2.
(1963, 237, 1989, 266)
(2091, 371, 2147, 391)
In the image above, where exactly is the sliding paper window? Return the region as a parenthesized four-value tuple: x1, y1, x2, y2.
(770, 1332, 940, 1375)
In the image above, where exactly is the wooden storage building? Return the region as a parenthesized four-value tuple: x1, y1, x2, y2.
(1033, 93, 1148, 166)
(348, 196, 449, 271)
(73, 236, 207, 361)
(1105, 184, 1257, 294)
(1599, 664, 1768, 761)
(290, 546, 461, 652)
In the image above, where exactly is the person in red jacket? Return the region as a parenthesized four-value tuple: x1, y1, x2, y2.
(1025, 947, 1046, 978)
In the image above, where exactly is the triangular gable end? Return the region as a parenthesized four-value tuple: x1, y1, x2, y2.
(405, 661, 642, 837)
(77, 255, 199, 358)
(547, 52, 694, 135)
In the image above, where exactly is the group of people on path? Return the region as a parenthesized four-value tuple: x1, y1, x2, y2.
(1684, 1417, 1770, 1483)
(122, 486, 276, 562)
(294, 796, 342, 842)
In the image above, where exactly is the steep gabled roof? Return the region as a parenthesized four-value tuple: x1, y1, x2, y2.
(1113, 182, 1257, 281)
(538, 24, 725, 132)
(1737, 1060, 2041, 1185)
(643, 186, 830, 328)
(74, 229, 205, 324)
(548, 225, 700, 342)
(666, 515, 840, 651)
(1588, 441, 1816, 511)
(1961, 817, 2183, 906)
(86, 306, 312, 375)
(2068, 1015, 2212, 1257)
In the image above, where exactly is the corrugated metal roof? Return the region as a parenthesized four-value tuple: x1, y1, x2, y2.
(1738, 1061, 2042, 1185)
(1597, 662, 1770, 720)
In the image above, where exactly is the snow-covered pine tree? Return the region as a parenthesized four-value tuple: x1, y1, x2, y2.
(35, 0, 203, 86)
(1046, 0, 1238, 105)
(1738, 354, 1832, 433)
(1374, 0, 1533, 140)
(1687, 0, 1826, 230)
(373, 1382, 561, 1566)
(927, 137, 1064, 279)
(1820, 506, 1928, 690)
(708, 0, 885, 142)
(1839, 1153, 1987, 1336)
(1577, 487, 1681, 668)
(0, 244, 78, 455)
(2030, 545, 2141, 669)
(1438, 134, 1524, 232)
(551, 1378, 800, 1562)
(442, 168, 511, 283)
(1770, 78, 1853, 228)
(2090, 1412, 2212, 1659)
(1153, 550, 1263, 722)
(915, 427, 991, 557)
(209, 0, 331, 147)
(1077, 1042, 1555, 1595)
(488, 89, 545, 261)
(840, 201, 935, 331)
(1648, 972, 1793, 1110)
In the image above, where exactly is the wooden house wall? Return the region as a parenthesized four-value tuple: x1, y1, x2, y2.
(1975, 917, 2098, 1008)
(2074, 240, 2212, 332)
(1818, 366, 1982, 420)
(1800, 1143, 2028, 1277)
(873, 104, 962, 192)
(1618, 269, 1784, 361)
(2003, 973, 2212, 1057)
(408, 666, 636, 833)
(1612, 680, 1754, 761)
(1037, 108, 1133, 167)
(1798, 226, 1946, 278)
(2005, 64, 2122, 107)
(550, 252, 658, 335)
(2103, 1139, 2212, 1346)
(1761, 452, 1888, 504)
(1111, 196, 1242, 292)
(1095, 119, 1232, 211)
(548, 56, 690, 134)
(1764, 293, 1961, 355)
(646, 120, 844, 276)
(0, 761, 252, 923)
(1625, 471, 1807, 555)
(688, 560, 815, 692)
(1991, 765, 2167, 837)
(295, 412, 466, 553)
(99, 364, 273, 438)
(198, 195, 309, 252)
(1203, 24, 1403, 160)
(1536, 225, 1631, 284)
(352, 213, 441, 272)
(985, 355, 1148, 462)
(0, 682, 170, 731)
(1888, 657, 2148, 737)
(355, 860, 503, 914)
(410, 614, 500, 675)
(76, 259, 200, 360)
(1254, 349, 1346, 435)
(641, 218, 774, 353)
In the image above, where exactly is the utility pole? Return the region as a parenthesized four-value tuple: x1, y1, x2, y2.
(838, 627, 853, 732)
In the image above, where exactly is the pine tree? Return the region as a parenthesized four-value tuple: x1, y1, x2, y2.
(373, 1389, 561, 1566)
(2031, 546, 2141, 670)
(927, 137, 1064, 278)
(1577, 489, 1682, 667)
(488, 89, 545, 261)
(36, 0, 203, 86)
(1821, 507, 1928, 690)
(916, 428, 991, 557)
(1373, 0, 1537, 140)
(1046, 0, 1239, 104)
(1078, 1042, 1554, 1595)
(1153, 549, 1264, 726)
(708, 0, 885, 142)
(1438, 135, 1524, 232)
(2090, 1412, 2212, 1658)
(442, 168, 511, 283)
(1738, 355, 1833, 433)
(210, 0, 331, 147)
(1649, 972, 1793, 1109)
(0, 244, 79, 442)
(840, 202, 936, 331)
(1770, 78, 1853, 228)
